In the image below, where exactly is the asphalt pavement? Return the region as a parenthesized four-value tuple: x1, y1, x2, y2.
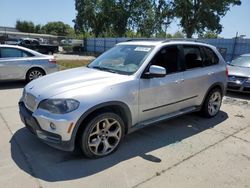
(0, 81, 250, 188)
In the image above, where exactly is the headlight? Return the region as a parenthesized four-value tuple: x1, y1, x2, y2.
(38, 99, 80, 114)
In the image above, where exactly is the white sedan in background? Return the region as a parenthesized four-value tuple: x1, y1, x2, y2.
(0, 45, 58, 82)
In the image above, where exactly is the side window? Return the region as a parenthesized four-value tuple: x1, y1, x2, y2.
(151, 46, 180, 74)
(203, 47, 219, 66)
(22, 51, 34, 57)
(0, 48, 33, 58)
(1, 48, 23, 58)
(183, 45, 203, 69)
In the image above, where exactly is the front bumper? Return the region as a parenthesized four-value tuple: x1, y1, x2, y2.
(19, 102, 75, 151)
(227, 81, 250, 93)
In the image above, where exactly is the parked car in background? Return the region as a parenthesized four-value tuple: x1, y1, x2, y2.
(60, 39, 84, 52)
(18, 38, 59, 55)
(19, 40, 227, 158)
(4, 38, 20, 45)
(227, 54, 250, 93)
(0, 45, 58, 82)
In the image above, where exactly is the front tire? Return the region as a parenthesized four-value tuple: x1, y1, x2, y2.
(201, 88, 222, 117)
(80, 112, 125, 158)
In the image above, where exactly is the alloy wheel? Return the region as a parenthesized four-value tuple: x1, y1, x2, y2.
(29, 70, 43, 81)
(208, 91, 222, 116)
(87, 118, 122, 156)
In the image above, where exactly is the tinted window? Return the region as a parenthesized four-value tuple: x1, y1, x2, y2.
(183, 45, 203, 69)
(203, 47, 219, 66)
(151, 46, 180, 74)
(0, 48, 33, 58)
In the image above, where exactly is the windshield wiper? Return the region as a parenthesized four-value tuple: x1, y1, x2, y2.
(90, 66, 118, 73)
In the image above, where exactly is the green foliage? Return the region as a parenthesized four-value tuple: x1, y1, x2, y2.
(173, 0, 241, 38)
(16, 20, 35, 33)
(199, 31, 219, 39)
(41, 22, 75, 36)
(74, 0, 174, 37)
(15, 0, 243, 39)
(15, 20, 76, 37)
(172, 31, 185, 38)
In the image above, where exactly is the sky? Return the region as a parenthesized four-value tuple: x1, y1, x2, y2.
(0, 0, 250, 38)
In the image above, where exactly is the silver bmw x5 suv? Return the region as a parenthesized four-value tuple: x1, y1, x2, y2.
(19, 40, 227, 158)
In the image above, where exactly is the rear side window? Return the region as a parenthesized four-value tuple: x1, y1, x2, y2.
(183, 45, 203, 69)
(0, 48, 34, 58)
(202, 47, 219, 66)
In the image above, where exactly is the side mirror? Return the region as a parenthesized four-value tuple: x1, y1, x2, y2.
(147, 65, 166, 78)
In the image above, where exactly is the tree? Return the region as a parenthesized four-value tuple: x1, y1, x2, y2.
(130, 0, 155, 37)
(172, 31, 185, 38)
(74, 0, 174, 37)
(199, 31, 219, 38)
(173, 0, 241, 38)
(154, 0, 174, 36)
(74, 0, 112, 37)
(42, 21, 74, 36)
(16, 20, 35, 33)
(110, 0, 132, 37)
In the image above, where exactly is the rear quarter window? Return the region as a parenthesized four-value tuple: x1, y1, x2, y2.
(183, 45, 203, 69)
(202, 47, 219, 66)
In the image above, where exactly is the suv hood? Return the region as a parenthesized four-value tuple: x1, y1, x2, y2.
(25, 67, 129, 99)
(228, 65, 250, 77)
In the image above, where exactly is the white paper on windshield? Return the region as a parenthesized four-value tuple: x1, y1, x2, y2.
(134, 47, 151, 52)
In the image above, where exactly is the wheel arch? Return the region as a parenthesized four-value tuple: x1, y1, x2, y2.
(73, 101, 132, 149)
(201, 82, 225, 107)
(25, 66, 47, 79)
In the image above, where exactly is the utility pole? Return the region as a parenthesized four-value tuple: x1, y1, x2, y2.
(231, 32, 238, 61)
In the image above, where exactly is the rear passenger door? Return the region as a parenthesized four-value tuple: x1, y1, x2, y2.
(181, 45, 220, 107)
(0, 47, 32, 80)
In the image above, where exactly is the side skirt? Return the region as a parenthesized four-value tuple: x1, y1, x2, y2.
(128, 106, 200, 134)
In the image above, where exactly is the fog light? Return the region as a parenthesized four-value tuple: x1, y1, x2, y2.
(50, 122, 56, 130)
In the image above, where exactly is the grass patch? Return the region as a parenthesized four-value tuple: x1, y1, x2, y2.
(57, 59, 91, 70)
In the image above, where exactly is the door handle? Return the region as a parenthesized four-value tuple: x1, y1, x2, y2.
(175, 79, 184, 84)
(208, 72, 215, 75)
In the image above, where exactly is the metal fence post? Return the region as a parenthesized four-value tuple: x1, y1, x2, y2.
(231, 32, 238, 61)
(104, 38, 106, 52)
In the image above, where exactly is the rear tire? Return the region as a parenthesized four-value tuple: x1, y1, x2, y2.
(200, 88, 222, 118)
(80, 112, 125, 159)
(26, 68, 45, 82)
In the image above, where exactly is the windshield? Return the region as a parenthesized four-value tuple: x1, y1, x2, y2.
(88, 45, 154, 75)
(230, 56, 250, 68)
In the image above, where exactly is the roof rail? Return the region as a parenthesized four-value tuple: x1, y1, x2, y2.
(126, 38, 164, 42)
(162, 38, 206, 43)
(125, 38, 207, 44)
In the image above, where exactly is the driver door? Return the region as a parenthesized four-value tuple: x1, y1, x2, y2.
(139, 45, 185, 122)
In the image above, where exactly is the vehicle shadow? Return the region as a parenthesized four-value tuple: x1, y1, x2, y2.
(11, 111, 228, 182)
(0, 81, 26, 90)
(226, 91, 250, 100)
